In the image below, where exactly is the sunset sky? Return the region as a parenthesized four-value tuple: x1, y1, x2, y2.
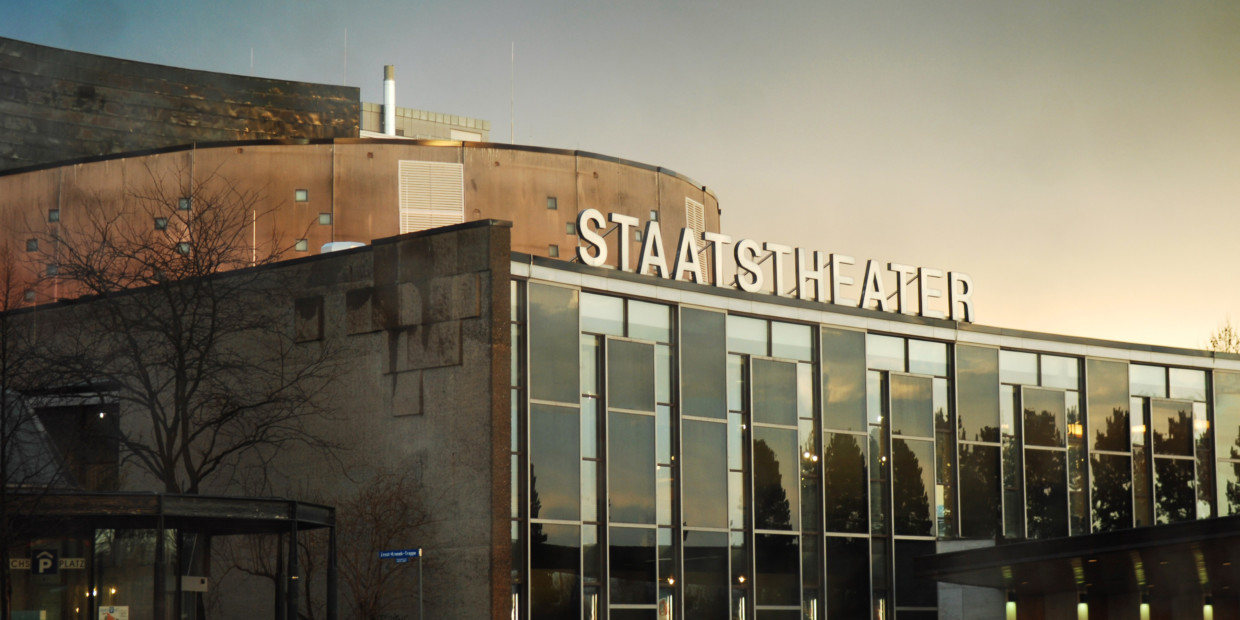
(3, 0, 1238, 349)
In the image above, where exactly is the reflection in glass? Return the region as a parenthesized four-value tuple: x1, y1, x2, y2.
(1150, 399, 1194, 456)
(935, 377, 954, 537)
(657, 466, 673, 526)
(628, 299, 670, 342)
(1130, 365, 1166, 398)
(755, 533, 800, 606)
(1090, 453, 1132, 532)
(824, 433, 868, 533)
(800, 426, 821, 532)
(610, 526, 657, 604)
(1040, 355, 1079, 390)
(581, 335, 599, 394)
(798, 363, 814, 420)
(1087, 359, 1130, 452)
(728, 315, 767, 355)
(682, 308, 727, 419)
(771, 321, 813, 361)
(826, 537, 870, 618)
(1024, 449, 1068, 539)
(530, 523, 581, 619)
(822, 327, 867, 432)
(1023, 387, 1065, 447)
(729, 470, 744, 530)
(958, 444, 1000, 538)
(1197, 400, 1214, 519)
(528, 283, 579, 403)
(657, 405, 671, 464)
(1154, 458, 1195, 524)
(907, 339, 947, 377)
(581, 397, 598, 458)
(998, 350, 1037, 386)
(894, 540, 937, 608)
(956, 345, 1000, 442)
(753, 359, 797, 426)
(1219, 461, 1240, 517)
(610, 412, 656, 524)
(728, 355, 745, 412)
(867, 334, 904, 372)
(656, 345, 671, 404)
(608, 340, 655, 412)
(582, 460, 598, 522)
(1134, 444, 1151, 527)
(684, 530, 730, 618)
(754, 427, 800, 530)
(584, 525, 600, 582)
(530, 404, 580, 520)
(891, 374, 933, 438)
(1169, 367, 1206, 401)
(892, 438, 935, 536)
(580, 292, 623, 336)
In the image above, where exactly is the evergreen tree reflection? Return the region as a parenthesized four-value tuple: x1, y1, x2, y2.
(1089, 410, 1133, 532)
(822, 433, 867, 532)
(957, 433, 1000, 538)
(1152, 408, 1195, 523)
(754, 439, 793, 530)
(891, 439, 932, 535)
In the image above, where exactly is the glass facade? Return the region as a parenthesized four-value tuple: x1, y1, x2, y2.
(511, 277, 1237, 620)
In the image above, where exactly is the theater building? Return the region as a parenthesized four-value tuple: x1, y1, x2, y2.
(6, 36, 1240, 620)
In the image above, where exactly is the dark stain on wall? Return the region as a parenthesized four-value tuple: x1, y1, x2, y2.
(0, 37, 360, 172)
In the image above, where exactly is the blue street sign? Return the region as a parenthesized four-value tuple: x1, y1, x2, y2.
(378, 548, 422, 559)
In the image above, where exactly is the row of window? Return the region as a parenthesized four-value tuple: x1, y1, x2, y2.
(510, 281, 1239, 620)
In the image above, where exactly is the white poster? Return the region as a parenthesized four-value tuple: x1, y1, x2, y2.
(98, 606, 129, 620)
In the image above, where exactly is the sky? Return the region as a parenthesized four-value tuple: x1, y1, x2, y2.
(3, 0, 1239, 349)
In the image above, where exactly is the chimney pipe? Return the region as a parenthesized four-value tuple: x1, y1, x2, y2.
(383, 65, 396, 136)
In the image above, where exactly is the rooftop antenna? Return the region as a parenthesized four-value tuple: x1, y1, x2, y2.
(510, 42, 514, 144)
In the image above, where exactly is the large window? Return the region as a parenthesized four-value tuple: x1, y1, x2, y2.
(1129, 364, 1210, 524)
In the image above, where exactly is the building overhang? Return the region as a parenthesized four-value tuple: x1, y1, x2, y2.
(918, 516, 1240, 599)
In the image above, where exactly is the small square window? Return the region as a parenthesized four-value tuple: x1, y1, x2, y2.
(25, 238, 37, 252)
(23, 290, 35, 303)
(48, 209, 60, 222)
(546, 197, 557, 210)
(318, 213, 333, 225)
(649, 210, 658, 221)
(177, 197, 191, 211)
(295, 189, 309, 202)
(548, 244, 560, 258)
(634, 230, 644, 242)
(154, 217, 168, 231)
(566, 222, 576, 235)
(295, 239, 309, 252)
(46, 264, 58, 276)
(175, 242, 191, 255)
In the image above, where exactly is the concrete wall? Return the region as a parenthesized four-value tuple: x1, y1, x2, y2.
(0, 37, 359, 172)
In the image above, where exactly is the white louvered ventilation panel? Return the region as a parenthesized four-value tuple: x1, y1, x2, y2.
(685, 197, 711, 279)
(398, 160, 465, 234)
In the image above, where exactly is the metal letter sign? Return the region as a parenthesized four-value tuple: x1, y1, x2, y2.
(33, 549, 57, 576)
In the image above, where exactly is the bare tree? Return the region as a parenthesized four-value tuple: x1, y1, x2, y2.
(32, 163, 338, 494)
(1209, 318, 1240, 354)
(0, 242, 72, 620)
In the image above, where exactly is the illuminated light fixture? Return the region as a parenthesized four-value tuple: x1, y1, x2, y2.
(1067, 423, 1083, 437)
(1132, 424, 1147, 435)
(1204, 595, 1214, 620)
(1006, 591, 1017, 620)
(667, 576, 676, 586)
(1077, 592, 1088, 620)
(99, 412, 106, 418)
(737, 575, 746, 584)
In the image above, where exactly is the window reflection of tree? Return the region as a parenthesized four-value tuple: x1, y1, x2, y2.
(1024, 408, 1063, 447)
(1092, 406, 1130, 452)
(891, 440, 931, 536)
(958, 436, 1000, 537)
(1090, 454, 1132, 532)
(1152, 409, 1193, 456)
(1024, 450, 1067, 539)
(754, 439, 793, 530)
(823, 434, 867, 532)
